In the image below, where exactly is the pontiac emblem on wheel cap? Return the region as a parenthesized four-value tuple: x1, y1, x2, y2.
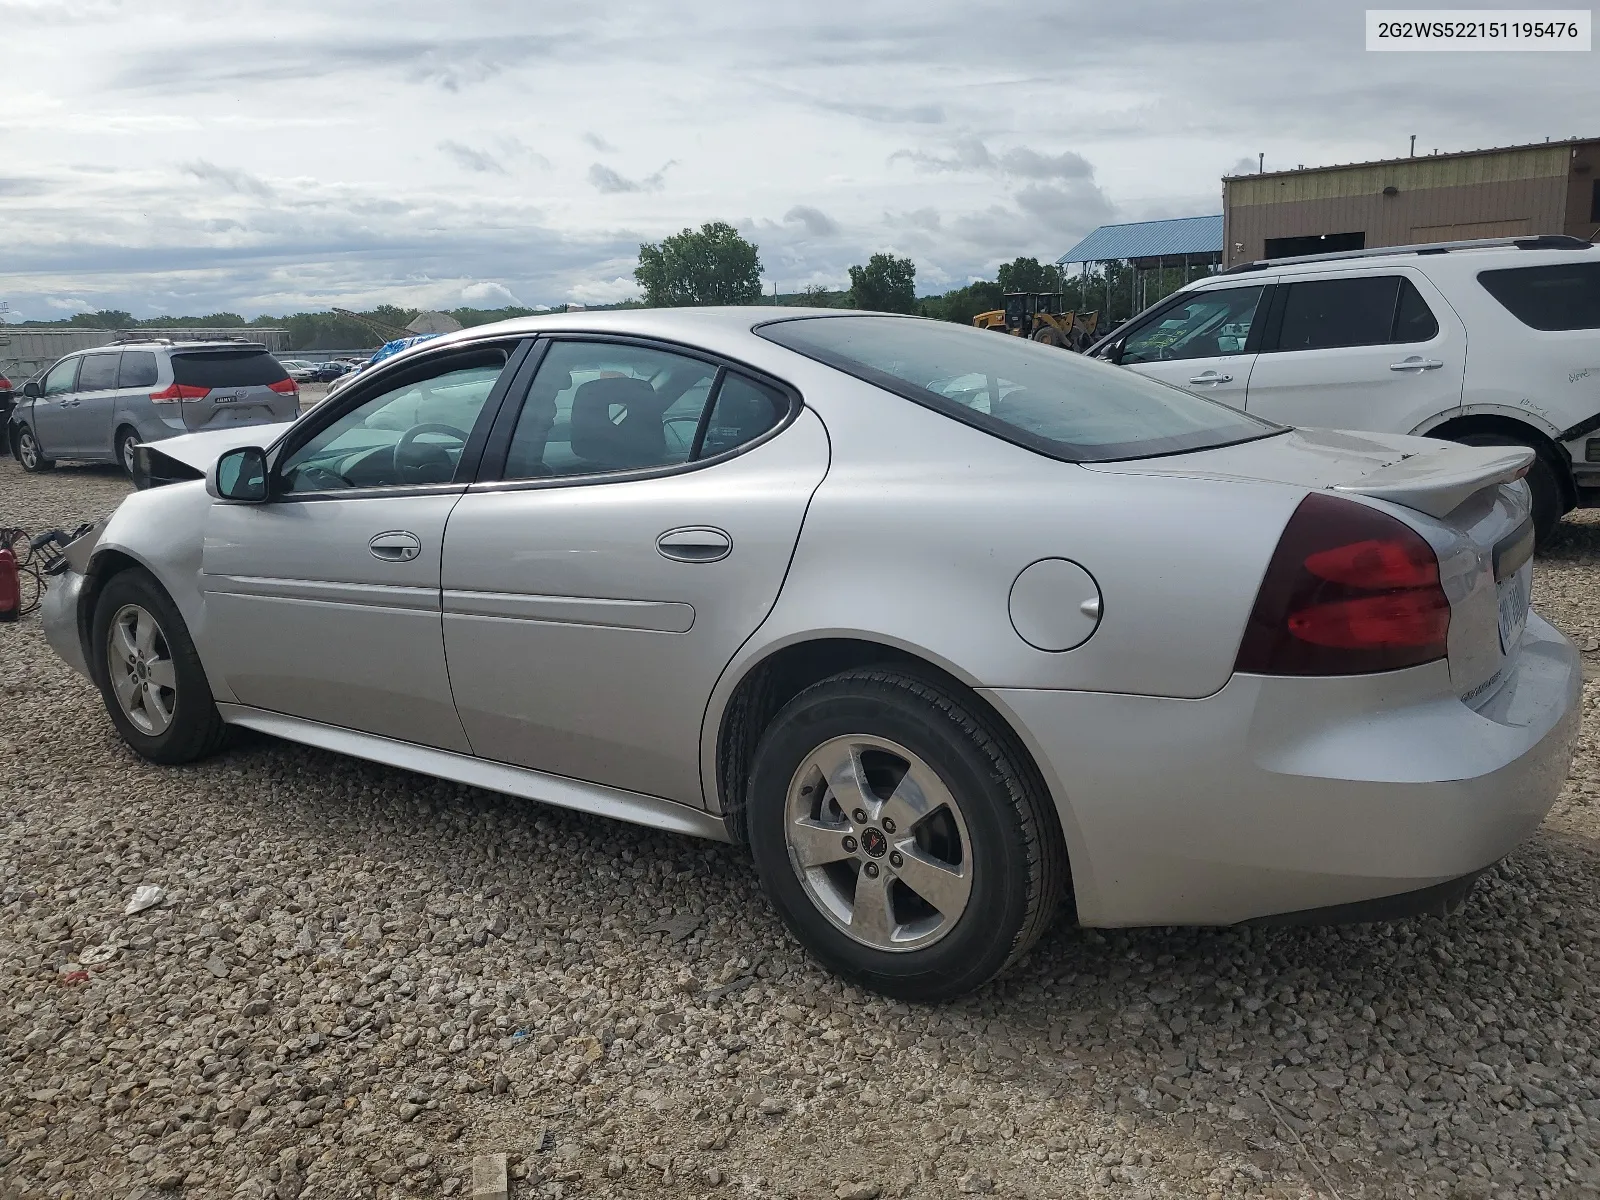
(861, 828, 888, 858)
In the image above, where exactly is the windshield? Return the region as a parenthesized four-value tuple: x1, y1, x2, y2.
(758, 315, 1278, 462)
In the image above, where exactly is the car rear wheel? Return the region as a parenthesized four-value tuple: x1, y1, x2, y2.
(746, 668, 1065, 1001)
(92, 569, 228, 764)
(15, 425, 54, 472)
(117, 427, 141, 479)
(1451, 433, 1564, 548)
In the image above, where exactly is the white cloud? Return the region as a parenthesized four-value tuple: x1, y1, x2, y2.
(460, 280, 522, 307)
(46, 296, 90, 311)
(567, 275, 641, 305)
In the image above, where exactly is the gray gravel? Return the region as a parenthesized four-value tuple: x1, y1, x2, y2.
(3, 458, 1600, 1200)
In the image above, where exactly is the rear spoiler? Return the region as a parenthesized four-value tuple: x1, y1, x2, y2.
(1331, 444, 1534, 519)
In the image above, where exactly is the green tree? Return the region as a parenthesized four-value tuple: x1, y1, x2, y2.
(796, 284, 839, 308)
(847, 253, 917, 313)
(68, 309, 133, 329)
(996, 257, 1063, 295)
(634, 221, 763, 307)
(918, 280, 1003, 326)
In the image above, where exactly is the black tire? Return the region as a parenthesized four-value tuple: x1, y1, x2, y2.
(746, 668, 1065, 1002)
(1451, 433, 1565, 548)
(116, 427, 141, 480)
(91, 568, 228, 764)
(15, 424, 54, 472)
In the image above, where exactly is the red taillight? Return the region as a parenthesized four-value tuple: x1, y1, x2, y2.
(1236, 491, 1449, 675)
(267, 378, 298, 396)
(0, 374, 12, 390)
(149, 383, 209, 404)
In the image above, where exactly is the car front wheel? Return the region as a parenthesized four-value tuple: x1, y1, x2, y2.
(92, 569, 228, 764)
(117, 428, 142, 479)
(747, 668, 1066, 1001)
(15, 424, 54, 472)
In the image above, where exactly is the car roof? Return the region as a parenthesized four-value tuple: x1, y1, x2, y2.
(1217, 236, 1599, 281)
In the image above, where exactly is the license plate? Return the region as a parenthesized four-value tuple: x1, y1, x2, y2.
(1497, 560, 1531, 655)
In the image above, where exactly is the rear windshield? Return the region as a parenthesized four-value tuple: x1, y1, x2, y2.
(1478, 262, 1600, 331)
(757, 315, 1278, 462)
(171, 350, 289, 388)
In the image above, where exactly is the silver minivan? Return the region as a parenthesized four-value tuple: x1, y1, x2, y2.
(8, 340, 300, 477)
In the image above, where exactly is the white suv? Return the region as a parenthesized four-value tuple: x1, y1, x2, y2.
(1091, 235, 1600, 545)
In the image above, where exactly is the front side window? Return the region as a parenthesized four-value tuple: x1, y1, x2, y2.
(502, 341, 722, 480)
(276, 349, 509, 494)
(759, 315, 1277, 462)
(43, 358, 80, 396)
(1478, 262, 1600, 331)
(76, 354, 120, 392)
(1120, 286, 1264, 364)
(118, 352, 159, 389)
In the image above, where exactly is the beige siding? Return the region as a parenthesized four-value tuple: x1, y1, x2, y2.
(1222, 145, 1588, 265)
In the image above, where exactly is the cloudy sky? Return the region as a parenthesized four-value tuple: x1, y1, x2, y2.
(0, 0, 1594, 318)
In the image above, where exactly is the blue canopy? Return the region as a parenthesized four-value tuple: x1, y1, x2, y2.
(1058, 215, 1223, 264)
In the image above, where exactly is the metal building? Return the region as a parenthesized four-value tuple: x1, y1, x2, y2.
(0, 327, 290, 383)
(1223, 137, 1600, 267)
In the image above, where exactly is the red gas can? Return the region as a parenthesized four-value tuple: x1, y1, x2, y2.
(0, 547, 20, 622)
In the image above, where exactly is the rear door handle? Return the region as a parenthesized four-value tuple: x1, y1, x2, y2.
(657, 526, 732, 563)
(1389, 357, 1444, 372)
(1188, 372, 1232, 385)
(369, 530, 422, 562)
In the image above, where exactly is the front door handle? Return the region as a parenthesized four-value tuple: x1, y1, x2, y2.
(1188, 371, 1232, 385)
(369, 530, 422, 562)
(1389, 357, 1444, 372)
(657, 526, 732, 563)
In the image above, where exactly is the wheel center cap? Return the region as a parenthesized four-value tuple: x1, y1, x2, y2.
(861, 828, 888, 859)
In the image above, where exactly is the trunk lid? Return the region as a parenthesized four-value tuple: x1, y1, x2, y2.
(1085, 427, 1535, 704)
(173, 349, 299, 431)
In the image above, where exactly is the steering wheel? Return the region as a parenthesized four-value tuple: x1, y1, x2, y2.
(395, 423, 470, 484)
(396, 423, 470, 456)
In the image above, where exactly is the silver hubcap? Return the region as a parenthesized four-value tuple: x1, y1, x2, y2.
(107, 604, 177, 735)
(784, 734, 973, 952)
(122, 437, 137, 473)
(19, 433, 37, 468)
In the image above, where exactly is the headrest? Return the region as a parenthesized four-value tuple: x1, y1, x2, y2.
(569, 376, 669, 467)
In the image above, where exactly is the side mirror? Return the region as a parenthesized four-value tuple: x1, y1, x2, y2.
(211, 446, 269, 503)
(21, 380, 41, 398)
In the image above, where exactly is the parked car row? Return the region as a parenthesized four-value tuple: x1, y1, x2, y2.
(6, 341, 299, 477)
(37, 303, 1581, 999)
(1089, 235, 1600, 546)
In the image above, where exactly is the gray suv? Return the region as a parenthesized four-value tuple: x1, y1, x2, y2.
(8, 341, 299, 477)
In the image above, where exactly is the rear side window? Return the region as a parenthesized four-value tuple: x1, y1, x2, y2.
(172, 351, 290, 388)
(76, 354, 120, 391)
(698, 374, 786, 458)
(1271, 275, 1441, 350)
(118, 352, 158, 389)
(1276, 276, 1400, 351)
(1478, 263, 1600, 331)
(759, 315, 1278, 462)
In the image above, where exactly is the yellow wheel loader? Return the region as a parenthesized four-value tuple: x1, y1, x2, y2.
(972, 293, 1099, 351)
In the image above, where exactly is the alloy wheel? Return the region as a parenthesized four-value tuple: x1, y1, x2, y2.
(783, 734, 973, 952)
(121, 435, 138, 475)
(106, 603, 177, 735)
(18, 430, 38, 469)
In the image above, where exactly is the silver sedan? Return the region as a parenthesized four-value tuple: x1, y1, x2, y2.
(41, 308, 1581, 1000)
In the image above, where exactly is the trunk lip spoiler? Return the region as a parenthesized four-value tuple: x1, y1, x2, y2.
(1330, 444, 1534, 519)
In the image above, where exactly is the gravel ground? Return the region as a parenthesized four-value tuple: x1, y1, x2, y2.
(3, 457, 1599, 1200)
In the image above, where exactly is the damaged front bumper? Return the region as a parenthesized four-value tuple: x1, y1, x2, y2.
(40, 518, 106, 683)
